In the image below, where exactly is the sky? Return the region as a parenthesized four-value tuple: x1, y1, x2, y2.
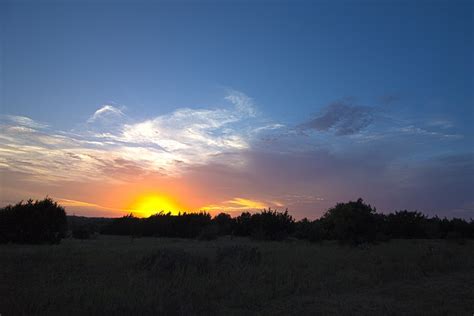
(0, 0, 473, 219)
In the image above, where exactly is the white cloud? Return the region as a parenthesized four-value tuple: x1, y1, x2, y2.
(0, 91, 272, 182)
(87, 105, 124, 123)
(225, 90, 257, 117)
(2, 115, 48, 129)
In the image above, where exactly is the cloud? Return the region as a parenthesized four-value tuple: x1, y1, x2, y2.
(120, 107, 248, 152)
(2, 115, 48, 129)
(396, 125, 462, 139)
(225, 90, 257, 117)
(425, 119, 454, 129)
(1, 93, 471, 219)
(53, 198, 123, 217)
(301, 99, 376, 136)
(0, 91, 270, 182)
(87, 105, 124, 123)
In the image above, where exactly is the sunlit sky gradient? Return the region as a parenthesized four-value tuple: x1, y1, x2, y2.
(1, 0, 473, 218)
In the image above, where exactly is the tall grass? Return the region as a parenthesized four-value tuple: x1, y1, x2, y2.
(1, 236, 473, 315)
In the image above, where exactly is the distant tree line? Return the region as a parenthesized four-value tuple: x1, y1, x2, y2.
(1, 198, 473, 244)
(100, 199, 474, 244)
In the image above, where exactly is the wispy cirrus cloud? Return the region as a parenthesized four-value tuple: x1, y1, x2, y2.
(301, 99, 377, 136)
(224, 89, 258, 117)
(0, 91, 267, 183)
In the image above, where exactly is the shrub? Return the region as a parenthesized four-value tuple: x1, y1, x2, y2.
(0, 198, 67, 244)
(320, 198, 377, 244)
(213, 213, 234, 235)
(234, 212, 253, 236)
(294, 218, 325, 242)
(250, 209, 295, 240)
(386, 210, 428, 239)
(102, 212, 213, 238)
(234, 209, 295, 240)
(101, 214, 140, 236)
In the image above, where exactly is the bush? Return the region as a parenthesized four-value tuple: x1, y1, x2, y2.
(92, 198, 474, 243)
(102, 212, 212, 238)
(250, 209, 295, 240)
(233, 209, 295, 240)
(101, 214, 140, 236)
(320, 198, 377, 244)
(234, 212, 253, 236)
(0, 198, 67, 244)
(386, 210, 428, 239)
(213, 213, 235, 235)
(294, 218, 325, 242)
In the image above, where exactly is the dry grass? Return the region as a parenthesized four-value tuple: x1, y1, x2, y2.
(1, 236, 473, 315)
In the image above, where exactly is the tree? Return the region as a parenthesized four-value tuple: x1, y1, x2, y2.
(0, 198, 67, 244)
(320, 198, 377, 244)
(386, 210, 427, 238)
(213, 213, 234, 235)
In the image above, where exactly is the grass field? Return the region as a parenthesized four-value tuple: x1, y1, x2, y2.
(1, 236, 473, 315)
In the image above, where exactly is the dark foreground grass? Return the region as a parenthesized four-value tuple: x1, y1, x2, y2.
(1, 236, 473, 315)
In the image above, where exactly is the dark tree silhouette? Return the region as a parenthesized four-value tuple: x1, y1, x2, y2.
(249, 209, 295, 240)
(213, 213, 235, 235)
(3, 197, 468, 245)
(0, 198, 67, 244)
(385, 210, 428, 239)
(294, 218, 324, 242)
(319, 198, 377, 244)
(102, 212, 212, 238)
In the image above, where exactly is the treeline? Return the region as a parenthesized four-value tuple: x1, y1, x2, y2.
(1, 198, 473, 244)
(101, 199, 474, 244)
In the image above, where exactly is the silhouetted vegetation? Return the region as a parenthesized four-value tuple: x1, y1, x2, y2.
(296, 199, 474, 244)
(100, 198, 473, 244)
(1, 198, 474, 314)
(67, 215, 112, 234)
(0, 198, 67, 244)
(1, 198, 473, 244)
(318, 198, 377, 244)
(101, 212, 212, 238)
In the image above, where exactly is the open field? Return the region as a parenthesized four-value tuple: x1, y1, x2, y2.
(1, 236, 473, 315)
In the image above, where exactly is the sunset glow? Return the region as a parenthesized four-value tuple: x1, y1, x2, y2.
(0, 0, 472, 220)
(1, 1, 472, 314)
(127, 195, 187, 217)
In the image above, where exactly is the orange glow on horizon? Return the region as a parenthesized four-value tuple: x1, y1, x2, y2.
(127, 194, 188, 217)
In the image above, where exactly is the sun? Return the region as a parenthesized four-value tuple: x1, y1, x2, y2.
(128, 194, 185, 217)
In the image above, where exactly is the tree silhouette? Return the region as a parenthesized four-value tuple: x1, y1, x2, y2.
(319, 198, 377, 244)
(0, 198, 67, 244)
(3, 197, 472, 245)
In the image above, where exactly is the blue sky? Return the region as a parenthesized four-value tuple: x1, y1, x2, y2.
(1, 0, 473, 218)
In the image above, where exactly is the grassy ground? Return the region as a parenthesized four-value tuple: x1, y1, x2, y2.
(1, 236, 473, 315)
